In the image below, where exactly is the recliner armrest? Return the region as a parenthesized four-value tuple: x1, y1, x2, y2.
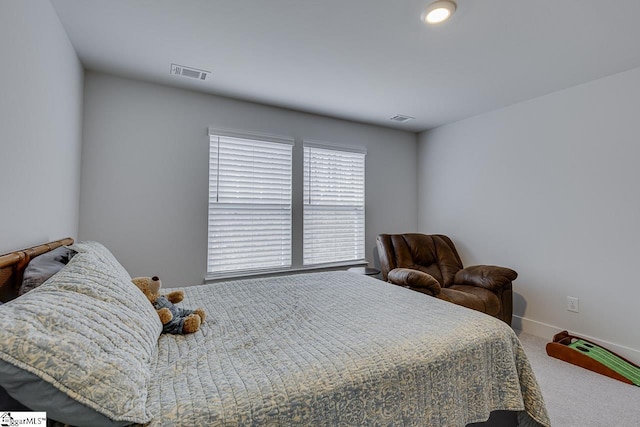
(387, 268, 442, 296)
(453, 265, 517, 292)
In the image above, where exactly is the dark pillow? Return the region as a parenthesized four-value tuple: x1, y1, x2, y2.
(19, 246, 76, 295)
(0, 384, 31, 411)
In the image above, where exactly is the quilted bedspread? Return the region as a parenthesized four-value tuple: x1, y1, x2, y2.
(144, 271, 550, 427)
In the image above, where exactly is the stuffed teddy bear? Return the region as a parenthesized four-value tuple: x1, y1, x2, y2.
(131, 276, 206, 334)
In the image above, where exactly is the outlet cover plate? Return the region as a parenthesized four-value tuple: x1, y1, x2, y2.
(567, 296, 579, 313)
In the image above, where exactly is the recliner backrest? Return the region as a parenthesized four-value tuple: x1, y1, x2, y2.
(377, 234, 463, 287)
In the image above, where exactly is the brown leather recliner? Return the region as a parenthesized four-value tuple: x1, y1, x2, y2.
(376, 233, 516, 325)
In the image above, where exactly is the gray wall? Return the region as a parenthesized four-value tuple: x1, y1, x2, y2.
(418, 66, 640, 362)
(80, 72, 418, 286)
(0, 0, 83, 253)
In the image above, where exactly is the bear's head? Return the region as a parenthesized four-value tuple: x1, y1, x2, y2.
(131, 276, 162, 302)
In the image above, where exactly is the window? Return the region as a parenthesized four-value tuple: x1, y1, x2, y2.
(208, 129, 293, 275)
(303, 144, 366, 265)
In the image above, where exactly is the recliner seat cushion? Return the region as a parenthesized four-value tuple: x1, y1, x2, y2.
(438, 288, 486, 313)
(448, 285, 501, 316)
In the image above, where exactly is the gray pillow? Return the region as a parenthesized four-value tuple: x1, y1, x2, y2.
(0, 362, 128, 427)
(19, 246, 76, 295)
(69, 241, 130, 280)
(0, 250, 161, 426)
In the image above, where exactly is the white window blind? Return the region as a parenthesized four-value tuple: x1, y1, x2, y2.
(303, 144, 366, 265)
(208, 131, 292, 274)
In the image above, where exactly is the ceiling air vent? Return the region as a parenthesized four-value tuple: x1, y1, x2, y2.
(390, 115, 415, 123)
(170, 63, 211, 81)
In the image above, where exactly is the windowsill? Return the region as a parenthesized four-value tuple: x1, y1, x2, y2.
(204, 259, 369, 283)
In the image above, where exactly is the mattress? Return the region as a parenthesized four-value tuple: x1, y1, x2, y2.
(143, 271, 549, 427)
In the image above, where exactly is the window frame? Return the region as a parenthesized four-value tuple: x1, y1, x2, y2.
(302, 141, 367, 266)
(206, 128, 294, 278)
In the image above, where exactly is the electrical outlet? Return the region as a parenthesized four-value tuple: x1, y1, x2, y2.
(567, 296, 579, 313)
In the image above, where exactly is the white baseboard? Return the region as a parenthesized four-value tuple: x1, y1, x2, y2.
(512, 315, 640, 365)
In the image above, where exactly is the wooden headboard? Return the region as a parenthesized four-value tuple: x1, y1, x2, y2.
(0, 237, 74, 303)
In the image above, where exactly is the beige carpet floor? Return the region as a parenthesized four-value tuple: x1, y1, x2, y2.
(517, 331, 640, 426)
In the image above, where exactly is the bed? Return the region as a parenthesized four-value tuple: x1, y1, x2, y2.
(0, 238, 550, 427)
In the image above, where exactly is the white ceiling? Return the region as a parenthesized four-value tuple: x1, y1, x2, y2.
(51, 0, 640, 132)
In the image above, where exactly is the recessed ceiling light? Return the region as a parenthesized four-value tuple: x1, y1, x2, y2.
(421, 0, 457, 25)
